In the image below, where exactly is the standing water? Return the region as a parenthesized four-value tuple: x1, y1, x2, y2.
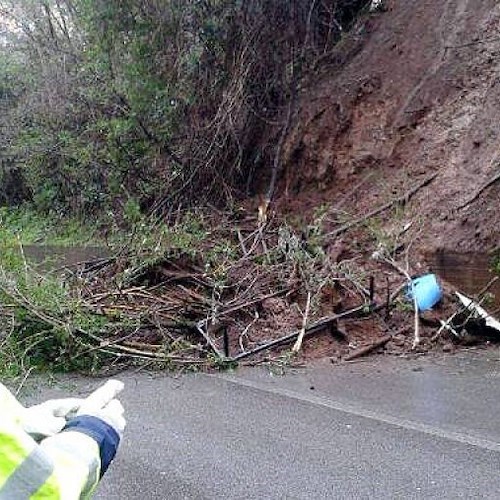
(23, 245, 109, 271)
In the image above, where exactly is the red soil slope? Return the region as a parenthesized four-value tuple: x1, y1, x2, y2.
(281, 0, 499, 254)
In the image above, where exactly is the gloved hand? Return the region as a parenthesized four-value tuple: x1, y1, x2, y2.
(22, 397, 83, 439)
(60, 380, 126, 476)
(76, 380, 126, 438)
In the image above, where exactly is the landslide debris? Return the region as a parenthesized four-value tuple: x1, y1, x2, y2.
(3, 0, 500, 372)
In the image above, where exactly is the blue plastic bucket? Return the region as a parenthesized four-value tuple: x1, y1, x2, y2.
(407, 273, 442, 311)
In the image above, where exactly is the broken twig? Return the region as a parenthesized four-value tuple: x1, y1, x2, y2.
(195, 321, 224, 358)
(344, 335, 391, 361)
(292, 291, 312, 353)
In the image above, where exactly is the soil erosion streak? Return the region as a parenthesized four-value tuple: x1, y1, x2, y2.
(392, 0, 470, 128)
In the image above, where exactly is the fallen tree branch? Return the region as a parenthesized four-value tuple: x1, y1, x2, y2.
(376, 250, 421, 349)
(328, 173, 438, 237)
(232, 303, 369, 361)
(195, 320, 224, 358)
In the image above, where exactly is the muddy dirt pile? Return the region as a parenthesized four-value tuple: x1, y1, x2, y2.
(281, 0, 500, 255)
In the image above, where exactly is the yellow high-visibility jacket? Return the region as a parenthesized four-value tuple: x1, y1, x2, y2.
(0, 383, 110, 499)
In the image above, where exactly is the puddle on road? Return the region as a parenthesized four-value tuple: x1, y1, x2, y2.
(427, 251, 500, 310)
(23, 245, 109, 270)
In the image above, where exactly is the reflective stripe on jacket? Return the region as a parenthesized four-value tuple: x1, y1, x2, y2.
(0, 384, 101, 499)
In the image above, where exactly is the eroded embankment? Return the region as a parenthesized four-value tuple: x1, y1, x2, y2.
(281, 0, 500, 253)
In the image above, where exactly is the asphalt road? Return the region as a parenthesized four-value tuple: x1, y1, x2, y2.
(23, 348, 500, 499)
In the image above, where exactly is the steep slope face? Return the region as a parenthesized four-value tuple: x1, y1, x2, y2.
(282, 0, 499, 253)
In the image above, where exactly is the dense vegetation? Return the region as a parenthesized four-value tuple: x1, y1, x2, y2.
(0, 0, 371, 220)
(1, 2, 498, 378)
(0, 1, 379, 376)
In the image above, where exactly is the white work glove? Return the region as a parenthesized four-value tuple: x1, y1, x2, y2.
(22, 398, 83, 439)
(76, 380, 126, 438)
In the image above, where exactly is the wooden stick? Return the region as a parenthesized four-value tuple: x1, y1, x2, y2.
(344, 335, 391, 361)
(446, 36, 500, 49)
(223, 327, 230, 358)
(385, 277, 391, 320)
(16, 236, 29, 282)
(369, 276, 375, 304)
(218, 288, 290, 317)
(292, 291, 312, 353)
(435, 319, 460, 340)
(412, 292, 420, 349)
(378, 254, 421, 349)
(195, 321, 224, 358)
(236, 229, 248, 256)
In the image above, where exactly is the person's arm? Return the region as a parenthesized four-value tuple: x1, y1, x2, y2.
(38, 423, 111, 499)
(0, 381, 124, 499)
(0, 415, 102, 499)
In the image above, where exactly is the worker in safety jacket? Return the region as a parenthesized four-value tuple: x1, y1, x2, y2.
(0, 379, 125, 499)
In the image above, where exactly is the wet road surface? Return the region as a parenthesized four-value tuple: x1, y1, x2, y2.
(24, 349, 500, 499)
